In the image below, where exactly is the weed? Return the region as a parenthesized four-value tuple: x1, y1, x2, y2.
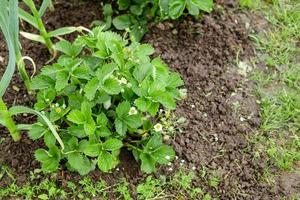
(208, 171, 221, 188)
(137, 176, 165, 199)
(239, 0, 262, 9)
(95, 0, 214, 41)
(115, 179, 133, 200)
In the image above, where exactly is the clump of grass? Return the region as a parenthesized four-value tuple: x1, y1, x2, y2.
(249, 0, 300, 172)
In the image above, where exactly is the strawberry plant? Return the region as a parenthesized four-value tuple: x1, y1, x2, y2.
(97, 0, 213, 41)
(29, 27, 185, 175)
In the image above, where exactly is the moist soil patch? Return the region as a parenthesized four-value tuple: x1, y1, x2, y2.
(0, 1, 282, 199)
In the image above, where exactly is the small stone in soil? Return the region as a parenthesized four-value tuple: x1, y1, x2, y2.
(12, 85, 20, 92)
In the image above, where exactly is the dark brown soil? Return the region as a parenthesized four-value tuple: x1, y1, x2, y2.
(0, 1, 284, 199)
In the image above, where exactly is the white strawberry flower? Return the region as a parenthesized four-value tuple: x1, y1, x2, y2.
(165, 155, 171, 160)
(154, 123, 163, 132)
(118, 77, 127, 85)
(128, 107, 138, 115)
(127, 83, 132, 88)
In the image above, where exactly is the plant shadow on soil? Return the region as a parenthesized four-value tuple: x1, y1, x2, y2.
(0, 0, 290, 199)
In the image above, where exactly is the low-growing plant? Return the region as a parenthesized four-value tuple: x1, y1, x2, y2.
(97, 0, 213, 41)
(29, 27, 185, 175)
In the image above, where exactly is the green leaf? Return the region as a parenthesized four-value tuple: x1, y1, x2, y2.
(191, 0, 213, 12)
(38, 0, 52, 17)
(97, 126, 111, 137)
(41, 64, 64, 76)
(84, 118, 96, 135)
(55, 71, 69, 91)
(152, 145, 175, 164)
(19, 8, 38, 29)
(137, 44, 155, 56)
(140, 153, 156, 173)
(97, 112, 108, 126)
(130, 5, 143, 15)
(84, 77, 100, 100)
(36, 89, 56, 106)
(167, 73, 184, 88)
(135, 97, 151, 112)
(103, 138, 123, 151)
(117, 0, 130, 10)
(115, 118, 127, 136)
(98, 151, 118, 172)
(149, 102, 160, 116)
(36, 90, 55, 107)
(28, 123, 48, 140)
(186, 0, 199, 16)
(68, 125, 86, 138)
(103, 3, 113, 15)
(169, 0, 186, 19)
(94, 39, 109, 58)
(97, 63, 118, 83)
(94, 50, 109, 59)
(67, 110, 85, 124)
(102, 78, 122, 95)
(20, 31, 46, 44)
(64, 137, 78, 152)
(31, 75, 55, 90)
(73, 65, 90, 80)
(146, 134, 163, 151)
(67, 152, 94, 175)
(133, 62, 152, 83)
(82, 142, 100, 157)
(35, 148, 60, 173)
(68, 93, 84, 109)
(159, 0, 170, 18)
(116, 101, 131, 118)
(44, 131, 56, 147)
(113, 14, 131, 30)
(130, 23, 148, 42)
(81, 101, 92, 120)
(152, 91, 176, 110)
(55, 40, 82, 57)
(38, 194, 48, 200)
(124, 114, 142, 129)
(48, 27, 77, 38)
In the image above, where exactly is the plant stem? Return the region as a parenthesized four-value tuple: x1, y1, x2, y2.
(125, 143, 142, 152)
(25, 0, 56, 56)
(48, 0, 55, 11)
(0, 98, 20, 142)
(16, 52, 31, 91)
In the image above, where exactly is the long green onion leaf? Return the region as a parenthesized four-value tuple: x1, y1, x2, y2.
(9, 106, 65, 150)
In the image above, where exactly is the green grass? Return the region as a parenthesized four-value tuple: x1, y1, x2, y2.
(0, 166, 217, 200)
(248, 0, 300, 172)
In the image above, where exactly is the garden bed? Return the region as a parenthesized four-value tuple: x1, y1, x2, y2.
(0, 0, 294, 199)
